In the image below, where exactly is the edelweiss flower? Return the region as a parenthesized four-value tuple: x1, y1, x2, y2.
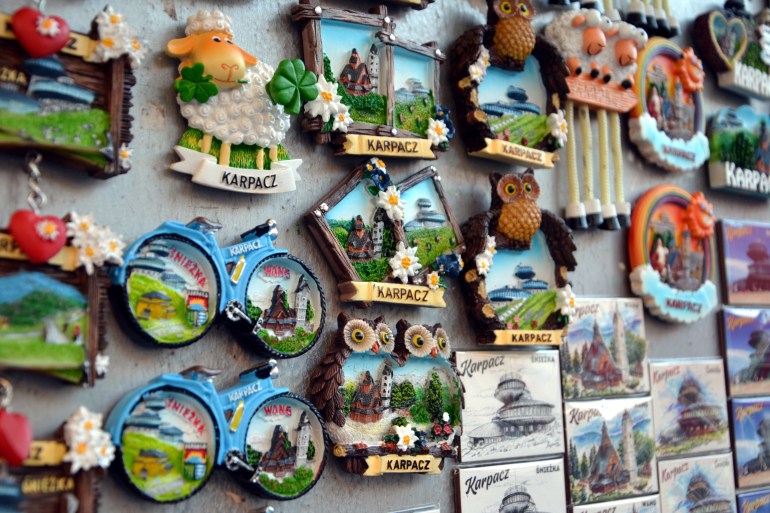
(427, 271, 441, 290)
(36, 16, 61, 36)
(118, 143, 133, 170)
(127, 38, 148, 69)
(556, 284, 576, 317)
(93, 431, 116, 468)
(759, 25, 770, 66)
(442, 412, 450, 423)
(426, 118, 449, 146)
(63, 407, 115, 473)
(547, 110, 569, 148)
(484, 235, 496, 258)
(99, 227, 125, 265)
(63, 437, 99, 473)
(395, 423, 415, 452)
(389, 242, 422, 284)
(376, 185, 405, 222)
(35, 220, 60, 241)
(74, 234, 107, 275)
(66, 212, 96, 238)
(475, 253, 492, 276)
(468, 63, 484, 83)
(94, 353, 110, 376)
(479, 47, 490, 69)
(331, 105, 353, 133)
(304, 76, 342, 123)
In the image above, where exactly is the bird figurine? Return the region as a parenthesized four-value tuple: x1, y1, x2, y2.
(489, 169, 542, 249)
(485, 0, 537, 70)
(392, 319, 448, 366)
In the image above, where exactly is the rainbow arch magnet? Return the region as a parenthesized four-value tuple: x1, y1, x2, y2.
(628, 38, 710, 173)
(628, 184, 718, 323)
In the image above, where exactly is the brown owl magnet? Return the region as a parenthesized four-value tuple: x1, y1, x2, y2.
(460, 170, 578, 346)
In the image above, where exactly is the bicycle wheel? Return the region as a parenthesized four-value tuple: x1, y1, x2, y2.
(117, 235, 221, 347)
(235, 254, 326, 358)
(115, 387, 220, 503)
(236, 393, 328, 501)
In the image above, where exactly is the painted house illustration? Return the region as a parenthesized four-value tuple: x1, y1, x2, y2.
(185, 290, 209, 328)
(403, 198, 447, 232)
(349, 361, 393, 424)
(394, 78, 430, 103)
(339, 48, 372, 96)
(499, 484, 551, 513)
(132, 449, 174, 480)
(135, 291, 176, 321)
(371, 208, 387, 258)
(487, 264, 549, 302)
(588, 416, 635, 494)
(183, 443, 208, 481)
(468, 372, 555, 447)
(259, 413, 312, 476)
(738, 329, 770, 383)
(675, 375, 724, 436)
(734, 240, 770, 292)
(685, 473, 733, 513)
(259, 276, 312, 336)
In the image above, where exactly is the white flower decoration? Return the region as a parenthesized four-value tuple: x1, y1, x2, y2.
(74, 233, 107, 275)
(556, 284, 577, 317)
(389, 242, 422, 284)
(547, 110, 569, 148)
(376, 185, 405, 222)
(35, 220, 60, 241)
(331, 105, 353, 133)
(36, 16, 61, 36)
(118, 143, 133, 170)
(63, 407, 114, 473)
(66, 212, 96, 238)
(128, 37, 149, 69)
(304, 76, 342, 123)
(479, 47, 490, 69)
(475, 253, 492, 276)
(484, 235, 497, 258)
(426, 118, 449, 146)
(99, 227, 125, 265)
(395, 423, 415, 452)
(468, 63, 484, 83)
(442, 412, 450, 423)
(457, 255, 464, 270)
(94, 353, 110, 376)
(90, 7, 147, 69)
(65, 407, 103, 438)
(427, 271, 441, 290)
(759, 25, 770, 66)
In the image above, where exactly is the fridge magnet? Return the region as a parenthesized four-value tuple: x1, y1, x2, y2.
(450, 0, 569, 168)
(0, 5, 145, 177)
(628, 184, 718, 323)
(565, 397, 658, 505)
(460, 170, 577, 345)
(732, 397, 770, 488)
(694, 4, 770, 100)
(545, 11, 648, 230)
(106, 361, 328, 502)
(719, 219, 770, 306)
(111, 217, 325, 357)
(455, 350, 564, 463)
(454, 458, 567, 513)
(304, 160, 464, 308)
(708, 106, 770, 199)
(292, 1, 451, 159)
(722, 306, 770, 397)
(562, 297, 650, 400)
(649, 359, 730, 457)
(166, 10, 317, 194)
(628, 38, 709, 173)
(738, 488, 770, 513)
(622, 0, 680, 38)
(658, 453, 736, 513)
(573, 495, 661, 513)
(308, 313, 462, 476)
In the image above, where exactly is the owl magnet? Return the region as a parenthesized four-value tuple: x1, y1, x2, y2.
(628, 185, 718, 323)
(291, 1, 453, 160)
(450, 0, 569, 169)
(460, 170, 577, 346)
(304, 159, 464, 308)
(308, 312, 462, 476)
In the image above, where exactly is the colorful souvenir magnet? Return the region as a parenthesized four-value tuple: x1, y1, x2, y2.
(622, 0, 680, 38)
(292, 1, 453, 159)
(628, 38, 709, 173)
(455, 350, 564, 464)
(721, 306, 770, 397)
(0, 5, 145, 177)
(166, 10, 317, 195)
(658, 453, 736, 513)
(111, 218, 325, 358)
(454, 458, 567, 513)
(562, 297, 650, 400)
(628, 185, 718, 323)
(649, 359, 730, 458)
(0, 379, 31, 468)
(450, 1, 569, 169)
(565, 397, 658, 505)
(573, 495, 661, 513)
(106, 361, 328, 502)
(732, 397, 770, 488)
(719, 219, 770, 307)
(545, 8, 648, 230)
(308, 313, 461, 476)
(460, 170, 577, 345)
(695, 3, 770, 100)
(304, 159, 464, 308)
(738, 488, 770, 513)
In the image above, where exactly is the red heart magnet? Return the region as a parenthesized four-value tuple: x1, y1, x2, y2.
(10, 7, 71, 59)
(8, 210, 67, 264)
(0, 409, 32, 467)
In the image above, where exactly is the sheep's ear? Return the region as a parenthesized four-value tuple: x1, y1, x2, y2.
(239, 47, 258, 67)
(166, 36, 196, 58)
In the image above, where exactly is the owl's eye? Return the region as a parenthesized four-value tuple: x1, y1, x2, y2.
(435, 328, 449, 353)
(500, 1, 512, 13)
(343, 319, 376, 350)
(412, 334, 424, 348)
(437, 337, 447, 351)
(518, 2, 528, 13)
(505, 183, 517, 195)
(524, 183, 533, 193)
(376, 323, 393, 348)
(352, 329, 365, 343)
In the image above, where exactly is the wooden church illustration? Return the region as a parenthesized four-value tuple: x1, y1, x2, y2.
(588, 412, 637, 494)
(259, 276, 312, 336)
(259, 411, 313, 477)
(580, 309, 642, 391)
(349, 360, 394, 424)
(685, 473, 733, 513)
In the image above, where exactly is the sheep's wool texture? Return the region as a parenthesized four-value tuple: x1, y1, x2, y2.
(185, 10, 233, 37)
(178, 62, 290, 148)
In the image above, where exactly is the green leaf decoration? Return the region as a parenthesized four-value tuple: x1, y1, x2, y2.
(366, 185, 379, 197)
(267, 58, 318, 115)
(174, 63, 219, 103)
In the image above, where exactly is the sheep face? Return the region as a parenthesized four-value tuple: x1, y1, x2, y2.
(167, 31, 257, 90)
(572, 11, 616, 58)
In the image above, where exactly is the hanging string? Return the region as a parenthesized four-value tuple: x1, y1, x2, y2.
(566, 101, 580, 205)
(609, 111, 625, 206)
(597, 109, 610, 208)
(579, 105, 595, 202)
(24, 152, 47, 214)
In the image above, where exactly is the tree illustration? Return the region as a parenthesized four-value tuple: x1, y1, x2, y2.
(733, 130, 757, 170)
(569, 441, 579, 478)
(634, 431, 655, 466)
(305, 299, 315, 322)
(579, 452, 589, 479)
(282, 290, 290, 311)
(246, 298, 262, 321)
(307, 439, 316, 461)
(425, 372, 444, 421)
(283, 433, 292, 452)
(246, 446, 262, 467)
(391, 381, 416, 408)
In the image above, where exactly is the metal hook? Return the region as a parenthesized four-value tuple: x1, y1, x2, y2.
(24, 152, 47, 214)
(0, 377, 12, 409)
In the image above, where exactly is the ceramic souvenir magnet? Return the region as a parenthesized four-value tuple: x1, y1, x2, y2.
(649, 359, 730, 458)
(460, 170, 577, 345)
(622, 0, 680, 38)
(721, 306, 770, 397)
(454, 458, 567, 513)
(450, 1, 569, 169)
(562, 297, 650, 400)
(304, 159, 464, 308)
(545, 7, 648, 230)
(565, 397, 658, 505)
(292, 1, 453, 159)
(628, 38, 709, 173)
(708, 106, 770, 199)
(106, 361, 328, 502)
(455, 350, 564, 463)
(738, 488, 770, 513)
(731, 397, 770, 488)
(694, 3, 770, 101)
(0, 5, 145, 177)
(166, 10, 317, 194)
(573, 495, 661, 513)
(658, 453, 736, 513)
(0, 378, 31, 468)
(719, 219, 770, 306)
(628, 185, 718, 323)
(308, 313, 462, 476)
(111, 218, 325, 358)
